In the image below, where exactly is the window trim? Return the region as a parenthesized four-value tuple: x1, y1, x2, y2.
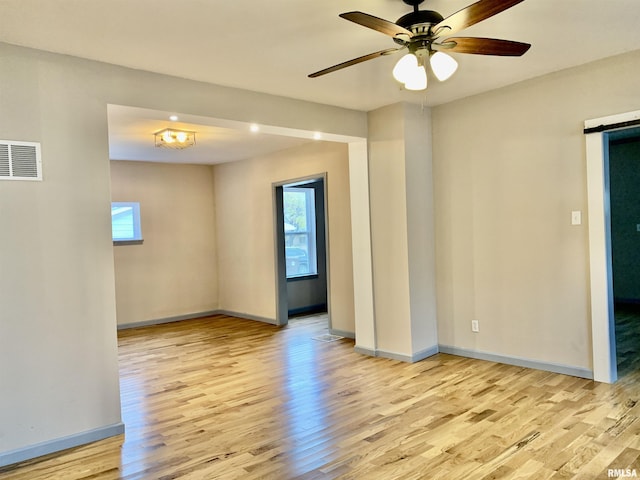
(286, 273, 319, 283)
(113, 239, 144, 246)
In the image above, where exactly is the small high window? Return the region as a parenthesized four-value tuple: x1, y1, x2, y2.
(111, 202, 142, 244)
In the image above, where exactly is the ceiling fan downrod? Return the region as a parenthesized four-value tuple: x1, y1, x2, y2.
(402, 0, 425, 12)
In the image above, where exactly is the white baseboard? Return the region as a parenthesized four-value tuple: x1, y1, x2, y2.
(0, 422, 124, 468)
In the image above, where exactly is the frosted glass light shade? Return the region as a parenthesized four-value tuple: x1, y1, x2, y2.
(393, 53, 418, 83)
(393, 53, 428, 91)
(404, 65, 427, 90)
(430, 51, 458, 81)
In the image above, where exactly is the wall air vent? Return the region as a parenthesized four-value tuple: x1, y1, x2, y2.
(0, 140, 42, 181)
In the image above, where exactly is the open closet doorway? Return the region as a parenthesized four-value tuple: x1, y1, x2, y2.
(608, 127, 640, 377)
(586, 109, 640, 383)
(273, 175, 329, 326)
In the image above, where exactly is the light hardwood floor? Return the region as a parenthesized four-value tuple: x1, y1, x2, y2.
(616, 304, 640, 377)
(2, 314, 640, 479)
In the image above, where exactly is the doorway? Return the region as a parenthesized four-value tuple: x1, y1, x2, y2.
(274, 175, 329, 326)
(608, 128, 640, 376)
(585, 109, 640, 383)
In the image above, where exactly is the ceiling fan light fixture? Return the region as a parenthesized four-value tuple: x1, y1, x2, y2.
(430, 51, 458, 82)
(309, 0, 531, 93)
(403, 65, 427, 90)
(392, 53, 418, 82)
(393, 53, 427, 90)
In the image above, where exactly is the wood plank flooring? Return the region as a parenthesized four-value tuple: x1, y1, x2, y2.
(2, 313, 640, 479)
(615, 303, 640, 377)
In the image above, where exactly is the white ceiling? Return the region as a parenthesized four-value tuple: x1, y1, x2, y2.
(2, 0, 640, 163)
(107, 105, 318, 165)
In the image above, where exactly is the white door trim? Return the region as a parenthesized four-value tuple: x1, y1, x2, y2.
(585, 109, 640, 383)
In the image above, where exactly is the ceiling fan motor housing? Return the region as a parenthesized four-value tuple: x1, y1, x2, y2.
(394, 9, 445, 49)
(396, 10, 444, 32)
(402, 0, 426, 6)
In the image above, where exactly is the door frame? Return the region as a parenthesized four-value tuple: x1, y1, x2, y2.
(585, 109, 640, 383)
(272, 173, 330, 327)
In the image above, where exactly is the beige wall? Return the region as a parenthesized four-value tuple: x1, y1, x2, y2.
(214, 141, 355, 334)
(0, 44, 123, 461)
(110, 161, 218, 326)
(0, 41, 365, 465)
(404, 105, 438, 354)
(432, 49, 640, 371)
(368, 104, 412, 355)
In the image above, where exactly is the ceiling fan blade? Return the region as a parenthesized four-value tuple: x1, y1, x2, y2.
(309, 48, 403, 78)
(433, 0, 525, 36)
(340, 11, 413, 39)
(438, 37, 531, 56)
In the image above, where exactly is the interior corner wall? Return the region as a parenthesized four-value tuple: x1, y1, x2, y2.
(403, 104, 438, 353)
(110, 161, 218, 327)
(213, 141, 355, 334)
(432, 49, 640, 372)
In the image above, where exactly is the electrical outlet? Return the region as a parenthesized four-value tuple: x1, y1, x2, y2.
(471, 320, 479, 332)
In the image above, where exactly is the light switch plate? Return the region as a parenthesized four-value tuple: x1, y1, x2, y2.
(571, 211, 582, 225)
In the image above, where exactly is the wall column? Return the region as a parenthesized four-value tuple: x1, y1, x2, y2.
(367, 103, 438, 361)
(348, 141, 377, 354)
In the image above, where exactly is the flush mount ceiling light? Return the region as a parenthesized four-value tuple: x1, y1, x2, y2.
(309, 0, 530, 92)
(154, 128, 196, 149)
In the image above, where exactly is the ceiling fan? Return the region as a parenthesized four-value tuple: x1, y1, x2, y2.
(308, 0, 531, 91)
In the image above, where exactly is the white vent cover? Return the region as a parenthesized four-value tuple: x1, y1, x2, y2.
(0, 140, 42, 181)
